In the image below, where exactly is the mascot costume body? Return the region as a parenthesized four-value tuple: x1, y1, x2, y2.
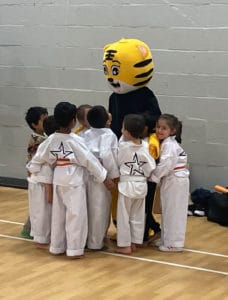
(103, 38, 161, 241)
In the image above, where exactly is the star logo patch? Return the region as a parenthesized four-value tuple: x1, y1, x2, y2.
(50, 142, 73, 159)
(124, 153, 147, 176)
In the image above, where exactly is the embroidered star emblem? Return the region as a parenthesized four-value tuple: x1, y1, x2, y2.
(124, 153, 147, 176)
(50, 142, 73, 159)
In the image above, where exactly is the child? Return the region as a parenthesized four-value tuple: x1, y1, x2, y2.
(21, 106, 48, 239)
(42, 115, 59, 204)
(116, 114, 156, 255)
(142, 112, 161, 244)
(152, 114, 189, 252)
(27, 115, 58, 248)
(84, 105, 119, 250)
(74, 104, 92, 137)
(28, 102, 113, 258)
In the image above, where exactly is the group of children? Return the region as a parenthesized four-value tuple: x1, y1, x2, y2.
(22, 101, 189, 258)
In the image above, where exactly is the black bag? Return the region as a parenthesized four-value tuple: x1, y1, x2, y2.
(190, 188, 212, 216)
(207, 192, 228, 226)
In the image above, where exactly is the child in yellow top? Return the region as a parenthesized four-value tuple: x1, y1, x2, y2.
(74, 104, 92, 137)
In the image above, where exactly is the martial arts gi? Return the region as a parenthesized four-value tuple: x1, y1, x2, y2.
(29, 132, 107, 257)
(27, 163, 52, 243)
(117, 139, 156, 247)
(84, 128, 119, 249)
(23, 132, 47, 236)
(152, 136, 189, 248)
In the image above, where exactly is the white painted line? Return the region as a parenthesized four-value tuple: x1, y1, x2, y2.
(0, 233, 227, 275)
(184, 248, 228, 258)
(0, 219, 24, 225)
(102, 251, 228, 276)
(1, 222, 227, 258)
(0, 233, 34, 242)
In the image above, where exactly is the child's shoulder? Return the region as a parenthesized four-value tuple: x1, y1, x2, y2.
(29, 132, 46, 143)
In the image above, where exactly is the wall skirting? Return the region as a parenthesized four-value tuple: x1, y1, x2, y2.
(0, 177, 27, 189)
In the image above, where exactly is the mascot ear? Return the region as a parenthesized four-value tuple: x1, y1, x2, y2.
(137, 45, 149, 59)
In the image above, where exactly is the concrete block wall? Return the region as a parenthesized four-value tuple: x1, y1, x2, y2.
(0, 0, 228, 191)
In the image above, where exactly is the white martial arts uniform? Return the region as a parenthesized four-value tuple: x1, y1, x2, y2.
(27, 163, 52, 243)
(76, 127, 89, 138)
(117, 138, 156, 247)
(84, 128, 119, 249)
(29, 132, 107, 257)
(152, 136, 189, 248)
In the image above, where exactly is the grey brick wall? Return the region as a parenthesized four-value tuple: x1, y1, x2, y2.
(0, 0, 228, 191)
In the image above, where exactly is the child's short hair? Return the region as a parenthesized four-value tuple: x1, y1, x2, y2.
(43, 115, 58, 136)
(25, 106, 48, 130)
(76, 104, 92, 122)
(87, 105, 109, 128)
(54, 102, 77, 128)
(158, 114, 182, 143)
(123, 114, 145, 139)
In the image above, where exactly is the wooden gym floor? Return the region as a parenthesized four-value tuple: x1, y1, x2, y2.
(0, 186, 227, 300)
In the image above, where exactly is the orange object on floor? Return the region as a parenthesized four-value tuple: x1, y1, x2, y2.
(214, 185, 228, 193)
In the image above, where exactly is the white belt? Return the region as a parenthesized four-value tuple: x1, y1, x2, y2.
(120, 175, 147, 182)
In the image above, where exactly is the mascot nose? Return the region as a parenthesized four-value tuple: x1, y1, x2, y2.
(108, 78, 113, 82)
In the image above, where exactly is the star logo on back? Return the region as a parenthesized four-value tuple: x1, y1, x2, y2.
(50, 142, 73, 159)
(124, 153, 147, 176)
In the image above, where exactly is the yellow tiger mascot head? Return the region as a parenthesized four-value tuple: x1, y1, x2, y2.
(103, 38, 154, 94)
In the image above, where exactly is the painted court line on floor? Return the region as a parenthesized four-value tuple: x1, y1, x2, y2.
(0, 232, 227, 276)
(0, 219, 24, 225)
(0, 218, 228, 259)
(184, 248, 228, 258)
(0, 233, 33, 242)
(102, 251, 228, 276)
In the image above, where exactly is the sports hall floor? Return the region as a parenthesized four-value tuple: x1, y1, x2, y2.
(0, 186, 227, 300)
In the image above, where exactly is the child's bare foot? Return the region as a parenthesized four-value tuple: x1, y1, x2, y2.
(131, 243, 137, 252)
(115, 246, 132, 255)
(35, 243, 49, 250)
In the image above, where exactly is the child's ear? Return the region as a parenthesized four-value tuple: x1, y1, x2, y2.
(171, 128, 176, 136)
(31, 122, 36, 130)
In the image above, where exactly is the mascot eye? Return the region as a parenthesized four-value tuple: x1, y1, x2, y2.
(103, 65, 108, 75)
(111, 65, 119, 76)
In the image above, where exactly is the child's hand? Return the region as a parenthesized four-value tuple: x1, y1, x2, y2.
(103, 178, 115, 191)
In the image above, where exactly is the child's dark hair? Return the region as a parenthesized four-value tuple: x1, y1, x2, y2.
(25, 106, 48, 130)
(123, 114, 146, 139)
(87, 105, 109, 128)
(76, 104, 92, 122)
(54, 102, 77, 128)
(142, 111, 157, 135)
(43, 115, 59, 136)
(158, 114, 182, 143)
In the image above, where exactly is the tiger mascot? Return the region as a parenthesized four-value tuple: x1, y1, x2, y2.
(103, 38, 161, 241)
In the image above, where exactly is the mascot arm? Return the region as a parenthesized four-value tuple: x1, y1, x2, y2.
(143, 88, 161, 131)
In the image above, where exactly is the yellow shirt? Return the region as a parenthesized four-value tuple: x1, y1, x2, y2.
(74, 125, 85, 134)
(148, 133, 160, 160)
